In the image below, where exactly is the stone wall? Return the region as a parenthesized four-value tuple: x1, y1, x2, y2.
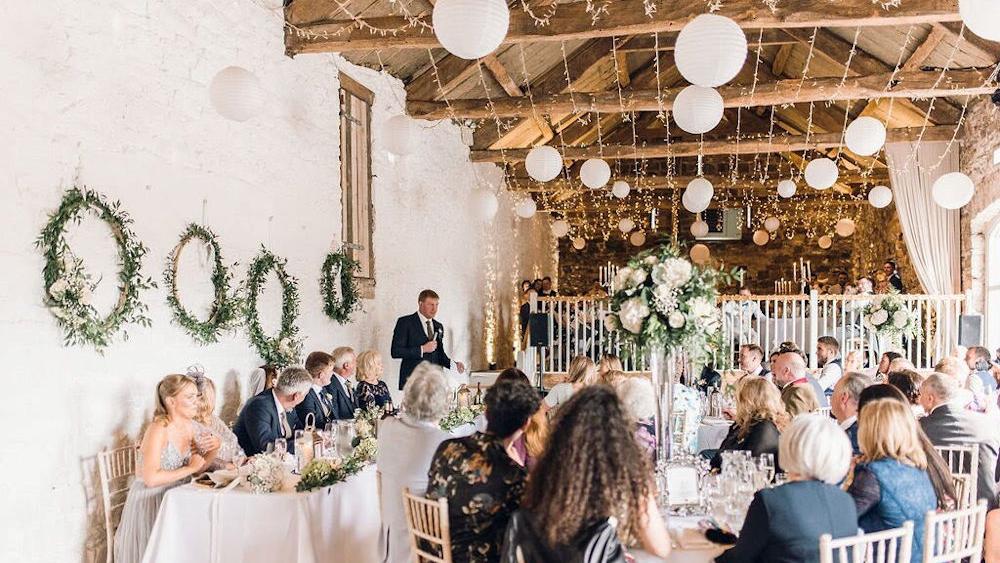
(960, 98, 1000, 314)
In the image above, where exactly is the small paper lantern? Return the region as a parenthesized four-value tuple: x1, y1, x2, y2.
(690, 220, 709, 238)
(209, 66, 265, 122)
(835, 218, 856, 238)
(580, 158, 611, 189)
(932, 172, 976, 209)
(515, 198, 537, 218)
(432, 0, 510, 60)
(805, 158, 839, 190)
(868, 185, 893, 208)
(777, 179, 797, 199)
(618, 218, 636, 233)
(611, 180, 631, 199)
(629, 231, 646, 246)
(383, 115, 415, 156)
(672, 85, 724, 135)
(844, 116, 887, 157)
(818, 235, 833, 249)
(752, 229, 769, 246)
(551, 219, 570, 238)
(572, 237, 586, 250)
(690, 243, 711, 264)
(764, 216, 781, 232)
(525, 145, 562, 182)
(675, 14, 748, 88)
(960, 0, 1000, 42)
(474, 190, 499, 220)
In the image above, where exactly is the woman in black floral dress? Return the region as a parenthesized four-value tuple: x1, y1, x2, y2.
(354, 350, 393, 411)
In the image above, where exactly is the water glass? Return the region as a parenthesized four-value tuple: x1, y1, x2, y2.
(273, 438, 287, 458)
(757, 453, 776, 483)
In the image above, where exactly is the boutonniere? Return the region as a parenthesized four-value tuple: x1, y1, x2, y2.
(324, 391, 333, 401)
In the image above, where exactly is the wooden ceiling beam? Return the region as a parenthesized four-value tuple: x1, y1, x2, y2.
(902, 25, 949, 71)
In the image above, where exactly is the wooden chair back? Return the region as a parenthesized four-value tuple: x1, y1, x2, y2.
(922, 499, 987, 563)
(934, 444, 979, 509)
(97, 444, 138, 563)
(820, 521, 914, 563)
(402, 487, 453, 563)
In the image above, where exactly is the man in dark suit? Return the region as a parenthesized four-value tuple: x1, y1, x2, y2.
(234, 366, 312, 456)
(739, 344, 771, 382)
(830, 372, 872, 455)
(391, 289, 465, 390)
(295, 351, 337, 430)
(772, 350, 829, 408)
(883, 260, 905, 293)
(325, 346, 358, 419)
(919, 373, 1000, 509)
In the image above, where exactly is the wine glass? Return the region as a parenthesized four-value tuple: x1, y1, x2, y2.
(757, 453, 775, 483)
(273, 438, 287, 459)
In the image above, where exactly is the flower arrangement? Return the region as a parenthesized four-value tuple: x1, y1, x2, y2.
(241, 453, 286, 494)
(353, 405, 385, 440)
(296, 436, 377, 493)
(439, 404, 484, 432)
(863, 292, 920, 342)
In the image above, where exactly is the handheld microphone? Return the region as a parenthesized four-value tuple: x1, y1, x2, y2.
(435, 328, 443, 341)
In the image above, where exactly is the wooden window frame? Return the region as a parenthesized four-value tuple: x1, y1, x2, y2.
(339, 73, 376, 299)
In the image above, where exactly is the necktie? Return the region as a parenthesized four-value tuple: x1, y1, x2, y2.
(425, 320, 434, 340)
(320, 392, 332, 417)
(279, 410, 292, 438)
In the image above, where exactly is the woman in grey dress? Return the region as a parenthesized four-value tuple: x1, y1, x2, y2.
(113, 374, 218, 563)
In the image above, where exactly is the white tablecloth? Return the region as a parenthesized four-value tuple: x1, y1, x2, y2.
(696, 418, 732, 452)
(143, 465, 381, 563)
(632, 516, 725, 563)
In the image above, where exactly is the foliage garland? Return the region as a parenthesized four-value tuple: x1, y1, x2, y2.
(35, 186, 155, 351)
(320, 250, 362, 324)
(296, 436, 377, 493)
(243, 246, 302, 366)
(163, 223, 241, 344)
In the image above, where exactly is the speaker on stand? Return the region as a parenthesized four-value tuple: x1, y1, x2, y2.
(528, 313, 550, 394)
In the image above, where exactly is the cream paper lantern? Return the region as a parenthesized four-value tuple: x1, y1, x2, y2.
(572, 237, 587, 250)
(960, 0, 1000, 42)
(690, 219, 709, 238)
(805, 158, 839, 190)
(629, 231, 647, 246)
(764, 216, 781, 233)
(690, 243, 711, 264)
(611, 180, 631, 199)
(474, 190, 499, 220)
(383, 115, 415, 156)
(682, 176, 714, 213)
(675, 14, 748, 88)
(752, 229, 769, 246)
(818, 235, 833, 249)
(931, 172, 976, 209)
(835, 218, 857, 238)
(777, 179, 797, 199)
(515, 198, 537, 218)
(580, 158, 611, 189)
(868, 185, 893, 208)
(682, 190, 710, 214)
(432, 0, 510, 60)
(672, 86, 724, 135)
(844, 116, 887, 157)
(209, 66, 265, 122)
(551, 219, 570, 238)
(618, 218, 636, 233)
(525, 145, 563, 182)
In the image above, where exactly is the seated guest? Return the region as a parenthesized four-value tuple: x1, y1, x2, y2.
(935, 355, 982, 411)
(426, 380, 541, 563)
(711, 378, 785, 471)
(544, 355, 597, 410)
(877, 351, 903, 378)
(597, 353, 623, 384)
(830, 372, 872, 455)
(887, 369, 925, 416)
(772, 350, 829, 408)
(476, 367, 549, 471)
(717, 414, 857, 563)
(294, 351, 337, 431)
(739, 344, 771, 382)
(355, 350, 393, 411)
(602, 369, 627, 388)
(190, 369, 244, 470)
(967, 346, 999, 397)
(918, 373, 1000, 509)
(616, 376, 657, 462)
(114, 375, 217, 563)
(377, 363, 452, 563)
(325, 346, 358, 419)
(234, 367, 311, 456)
(501, 386, 672, 561)
(781, 382, 819, 420)
(247, 363, 278, 397)
(815, 336, 843, 394)
(843, 349, 865, 374)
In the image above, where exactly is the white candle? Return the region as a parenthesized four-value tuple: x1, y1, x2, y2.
(792, 262, 797, 281)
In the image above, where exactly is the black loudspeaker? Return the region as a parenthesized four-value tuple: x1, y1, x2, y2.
(959, 315, 983, 347)
(528, 313, 550, 347)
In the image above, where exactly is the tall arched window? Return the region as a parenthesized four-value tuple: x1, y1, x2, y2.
(986, 223, 1000, 346)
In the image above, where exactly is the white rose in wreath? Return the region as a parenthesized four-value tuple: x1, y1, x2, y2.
(870, 309, 889, 326)
(614, 267, 634, 290)
(49, 278, 70, 299)
(619, 296, 651, 334)
(655, 258, 693, 288)
(78, 287, 93, 306)
(668, 310, 686, 329)
(892, 309, 909, 329)
(51, 306, 69, 320)
(630, 267, 648, 287)
(604, 313, 620, 331)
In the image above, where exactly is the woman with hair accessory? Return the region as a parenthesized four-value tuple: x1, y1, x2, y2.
(187, 365, 244, 471)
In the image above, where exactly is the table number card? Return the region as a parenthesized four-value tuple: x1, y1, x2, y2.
(665, 465, 700, 506)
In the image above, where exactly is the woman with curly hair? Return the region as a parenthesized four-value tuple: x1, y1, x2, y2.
(711, 377, 785, 471)
(500, 386, 671, 561)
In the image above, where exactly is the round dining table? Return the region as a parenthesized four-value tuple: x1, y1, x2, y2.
(632, 516, 726, 563)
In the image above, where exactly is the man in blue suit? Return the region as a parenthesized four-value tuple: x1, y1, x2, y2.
(296, 351, 337, 430)
(391, 289, 465, 390)
(235, 366, 312, 456)
(325, 346, 359, 420)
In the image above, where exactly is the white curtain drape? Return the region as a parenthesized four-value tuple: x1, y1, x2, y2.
(884, 141, 961, 295)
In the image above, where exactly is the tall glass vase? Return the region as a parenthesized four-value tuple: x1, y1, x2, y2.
(649, 345, 678, 466)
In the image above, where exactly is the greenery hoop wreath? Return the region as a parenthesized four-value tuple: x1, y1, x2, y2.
(243, 246, 302, 366)
(164, 223, 241, 344)
(36, 186, 155, 351)
(320, 250, 362, 324)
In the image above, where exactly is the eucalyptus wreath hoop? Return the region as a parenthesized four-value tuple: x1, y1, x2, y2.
(320, 250, 362, 324)
(35, 186, 155, 351)
(164, 224, 241, 344)
(243, 246, 302, 366)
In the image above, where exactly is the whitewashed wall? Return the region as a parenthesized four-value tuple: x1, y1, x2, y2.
(0, 1, 553, 561)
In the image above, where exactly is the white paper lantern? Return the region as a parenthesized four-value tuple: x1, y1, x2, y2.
(618, 218, 636, 233)
(672, 86, 724, 135)
(675, 14, 748, 88)
(818, 235, 833, 249)
(752, 229, 769, 246)
(764, 216, 781, 232)
(682, 176, 714, 214)
(474, 190, 499, 220)
(209, 66, 265, 122)
(805, 158, 839, 190)
(835, 218, 856, 238)
(690, 244, 711, 264)
(868, 185, 893, 208)
(960, 0, 1000, 42)
(777, 179, 797, 199)
(580, 158, 611, 189)
(931, 172, 976, 209)
(515, 198, 537, 218)
(629, 231, 647, 247)
(682, 191, 709, 214)
(572, 237, 586, 250)
(432, 0, 510, 60)
(690, 220, 709, 238)
(383, 115, 415, 156)
(611, 180, 631, 199)
(844, 116, 887, 157)
(525, 145, 563, 182)
(551, 219, 570, 238)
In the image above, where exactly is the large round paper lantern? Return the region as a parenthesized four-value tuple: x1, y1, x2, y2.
(572, 237, 586, 250)
(474, 190, 499, 220)
(777, 179, 797, 199)
(764, 216, 781, 232)
(835, 218, 856, 237)
(690, 244, 711, 264)
(515, 198, 537, 218)
(932, 172, 976, 209)
(675, 14, 748, 88)
(618, 218, 636, 233)
(868, 185, 893, 208)
(752, 229, 769, 246)
(551, 219, 570, 238)
(383, 115, 415, 156)
(844, 116, 887, 156)
(209, 66, 265, 122)
(672, 85, 724, 134)
(682, 176, 714, 214)
(580, 158, 611, 189)
(805, 158, 839, 190)
(629, 231, 646, 246)
(611, 180, 631, 199)
(525, 145, 562, 182)
(432, 0, 510, 60)
(682, 190, 710, 214)
(960, 0, 1000, 42)
(818, 235, 833, 249)
(691, 219, 709, 238)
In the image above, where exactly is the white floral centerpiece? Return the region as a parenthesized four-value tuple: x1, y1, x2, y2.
(241, 453, 286, 494)
(863, 292, 919, 349)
